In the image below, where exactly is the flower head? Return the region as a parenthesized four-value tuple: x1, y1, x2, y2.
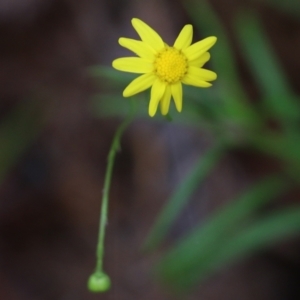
(112, 18, 217, 117)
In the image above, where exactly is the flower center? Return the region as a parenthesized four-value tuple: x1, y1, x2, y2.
(154, 47, 188, 84)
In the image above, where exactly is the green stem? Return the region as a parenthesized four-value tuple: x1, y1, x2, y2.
(95, 99, 135, 273)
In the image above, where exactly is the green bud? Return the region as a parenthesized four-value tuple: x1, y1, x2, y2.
(87, 272, 111, 293)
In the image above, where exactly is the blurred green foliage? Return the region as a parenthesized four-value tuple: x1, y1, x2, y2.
(0, 100, 43, 183)
(90, 0, 300, 294)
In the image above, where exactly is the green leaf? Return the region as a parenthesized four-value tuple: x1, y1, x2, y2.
(198, 206, 300, 276)
(184, 0, 260, 129)
(250, 132, 300, 174)
(156, 175, 287, 291)
(253, 0, 300, 19)
(235, 12, 300, 123)
(143, 143, 226, 251)
(90, 93, 144, 118)
(88, 65, 136, 86)
(90, 90, 222, 128)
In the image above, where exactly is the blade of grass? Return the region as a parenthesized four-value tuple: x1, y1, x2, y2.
(156, 175, 287, 290)
(184, 0, 260, 128)
(90, 94, 145, 117)
(143, 143, 226, 251)
(88, 65, 136, 86)
(250, 132, 300, 177)
(235, 12, 300, 123)
(159, 205, 300, 291)
(90, 91, 222, 129)
(200, 205, 300, 276)
(253, 0, 300, 19)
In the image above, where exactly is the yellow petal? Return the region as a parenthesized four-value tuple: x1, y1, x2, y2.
(160, 86, 171, 115)
(182, 74, 212, 88)
(173, 24, 193, 50)
(112, 57, 153, 73)
(119, 38, 155, 60)
(123, 73, 156, 97)
(132, 18, 164, 51)
(189, 52, 211, 67)
(183, 36, 217, 61)
(188, 66, 217, 81)
(171, 82, 183, 112)
(149, 79, 166, 117)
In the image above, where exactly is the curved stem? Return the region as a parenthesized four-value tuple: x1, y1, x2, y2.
(95, 99, 136, 273)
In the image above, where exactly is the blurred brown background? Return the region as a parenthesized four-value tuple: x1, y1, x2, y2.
(0, 0, 300, 299)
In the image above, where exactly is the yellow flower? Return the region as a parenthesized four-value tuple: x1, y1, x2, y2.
(112, 18, 217, 117)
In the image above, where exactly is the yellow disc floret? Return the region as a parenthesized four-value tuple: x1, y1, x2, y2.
(154, 47, 188, 84)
